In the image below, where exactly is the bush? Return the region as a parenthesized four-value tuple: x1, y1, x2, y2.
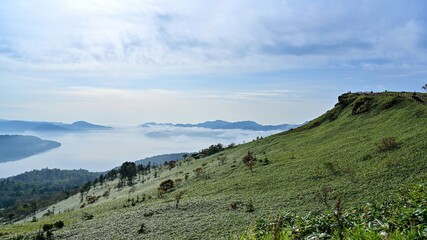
(193, 167, 204, 178)
(42, 224, 53, 232)
(82, 212, 94, 220)
(53, 220, 64, 229)
(246, 183, 427, 239)
(159, 179, 175, 192)
(137, 223, 147, 234)
(245, 201, 255, 213)
(242, 151, 256, 173)
(229, 201, 244, 210)
(377, 137, 398, 152)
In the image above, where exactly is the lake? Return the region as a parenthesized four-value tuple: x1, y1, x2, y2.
(0, 125, 279, 178)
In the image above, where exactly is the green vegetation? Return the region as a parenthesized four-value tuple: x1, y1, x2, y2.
(0, 169, 100, 222)
(0, 91, 426, 239)
(242, 183, 427, 239)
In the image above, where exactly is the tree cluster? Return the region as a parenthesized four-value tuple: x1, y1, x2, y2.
(192, 143, 224, 159)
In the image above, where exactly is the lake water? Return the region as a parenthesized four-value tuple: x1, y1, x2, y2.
(0, 126, 279, 178)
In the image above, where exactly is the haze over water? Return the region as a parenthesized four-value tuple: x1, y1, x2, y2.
(0, 126, 279, 178)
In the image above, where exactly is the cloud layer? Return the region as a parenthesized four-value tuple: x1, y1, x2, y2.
(1, 0, 426, 76)
(1, 1, 426, 125)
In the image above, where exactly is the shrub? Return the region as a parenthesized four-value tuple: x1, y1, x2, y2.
(245, 201, 255, 213)
(315, 186, 333, 208)
(86, 195, 100, 204)
(218, 156, 227, 165)
(157, 188, 166, 198)
(137, 223, 147, 234)
(376, 137, 398, 152)
(247, 183, 427, 239)
(53, 220, 64, 229)
(242, 151, 256, 173)
(193, 167, 204, 178)
(102, 188, 111, 198)
(82, 212, 94, 220)
(42, 224, 53, 232)
(175, 190, 186, 209)
(159, 179, 175, 192)
(229, 201, 244, 210)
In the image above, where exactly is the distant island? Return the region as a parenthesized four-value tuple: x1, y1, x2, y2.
(0, 135, 61, 163)
(0, 119, 112, 133)
(140, 120, 300, 131)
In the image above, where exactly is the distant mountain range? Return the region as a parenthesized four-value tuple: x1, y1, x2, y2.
(140, 120, 300, 131)
(0, 119, 112, 133)
(0, 135, 61, 163)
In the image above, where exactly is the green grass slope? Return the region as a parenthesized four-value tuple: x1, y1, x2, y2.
(1, 91, 426, 240)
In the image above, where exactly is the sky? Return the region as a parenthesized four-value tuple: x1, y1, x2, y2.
(1, 0, 426, 125)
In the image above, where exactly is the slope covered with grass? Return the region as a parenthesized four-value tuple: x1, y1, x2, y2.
(1, 92, 426, 239)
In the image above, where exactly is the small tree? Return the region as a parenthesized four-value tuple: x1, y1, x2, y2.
(175, 191, 186, 209)
(168, 161, 176, 171)
(316, 186, 333, 208)
(99, 174, 104, 187)
(120, 162, 137, 186)
(242, 151, 256, 173)
(31, 200, 37, 216)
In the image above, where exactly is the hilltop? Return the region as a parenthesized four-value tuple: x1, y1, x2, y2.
(1, 91, 426, 239)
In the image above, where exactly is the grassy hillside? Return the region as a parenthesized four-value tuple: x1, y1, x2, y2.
(1, 91, 426, 239)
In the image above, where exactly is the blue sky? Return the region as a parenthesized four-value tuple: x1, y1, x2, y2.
(0, 0, 426, 125)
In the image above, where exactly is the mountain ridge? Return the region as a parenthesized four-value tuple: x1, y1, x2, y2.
(0, 120, 112, 133)
(141, 119, 300, 131)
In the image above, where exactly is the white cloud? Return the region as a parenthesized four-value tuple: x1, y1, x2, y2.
(1, 0, 425, 125)
(0, 0, 426, 76)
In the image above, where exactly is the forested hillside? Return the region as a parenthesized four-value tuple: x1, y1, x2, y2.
(0, 168, 100, 223)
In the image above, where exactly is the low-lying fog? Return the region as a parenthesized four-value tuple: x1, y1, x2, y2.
(0, 125, 280, 178)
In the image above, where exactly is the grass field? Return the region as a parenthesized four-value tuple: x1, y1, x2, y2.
(1, 92, 426, 239)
